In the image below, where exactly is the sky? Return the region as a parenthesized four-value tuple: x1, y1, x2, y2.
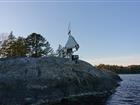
(0, 0, 140, 66)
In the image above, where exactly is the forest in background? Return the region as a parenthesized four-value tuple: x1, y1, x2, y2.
(96, 64, 140, 74)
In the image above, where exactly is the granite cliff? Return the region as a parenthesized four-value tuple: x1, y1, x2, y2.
(0, 57, 121, 105)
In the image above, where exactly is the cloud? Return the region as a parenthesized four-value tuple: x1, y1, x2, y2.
(83, 55, 140, 66)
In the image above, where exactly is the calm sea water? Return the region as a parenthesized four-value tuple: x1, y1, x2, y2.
(106, 74, 140, 105)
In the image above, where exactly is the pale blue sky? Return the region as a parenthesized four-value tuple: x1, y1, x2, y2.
(0, 0, 140, 65)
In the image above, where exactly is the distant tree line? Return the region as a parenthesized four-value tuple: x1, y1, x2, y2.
(0, 32, 53, 58)
(96, 64, 140, 74)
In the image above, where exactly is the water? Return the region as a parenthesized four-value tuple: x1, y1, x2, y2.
(106, 74, 140, 105)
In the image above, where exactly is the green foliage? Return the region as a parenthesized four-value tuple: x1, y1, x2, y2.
(96, 64, 140, 74)
(0, 35, 27, 58)
(12, 37, 27, 57)
(26, 33, 53, 57)
(0, 32, 16, 57)
(43, 41, 54, 56)
(0, 32, 53, 58)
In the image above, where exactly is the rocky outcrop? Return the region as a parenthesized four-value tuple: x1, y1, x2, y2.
(0, 57, 121, 105)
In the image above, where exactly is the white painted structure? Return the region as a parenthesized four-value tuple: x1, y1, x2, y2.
(65, 34, 79, 50)
(57, 25, 79, 59)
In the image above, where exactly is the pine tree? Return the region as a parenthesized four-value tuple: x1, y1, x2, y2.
(12, 37, 27, 57)
(26, 33, 53, 57)
(56, 44, 64, 57)
(0, 32, 53, 58)
(0, 32, 27, 58)
(0, 31, 16, 57)
(43, 41, 54, 56)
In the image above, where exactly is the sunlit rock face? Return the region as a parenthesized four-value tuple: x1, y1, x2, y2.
(0, 57, 121, 105)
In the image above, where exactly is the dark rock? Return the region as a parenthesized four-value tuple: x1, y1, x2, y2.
(0, 57, 121, 105)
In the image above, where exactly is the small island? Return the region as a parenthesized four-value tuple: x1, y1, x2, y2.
(0, 31, 121, 105)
